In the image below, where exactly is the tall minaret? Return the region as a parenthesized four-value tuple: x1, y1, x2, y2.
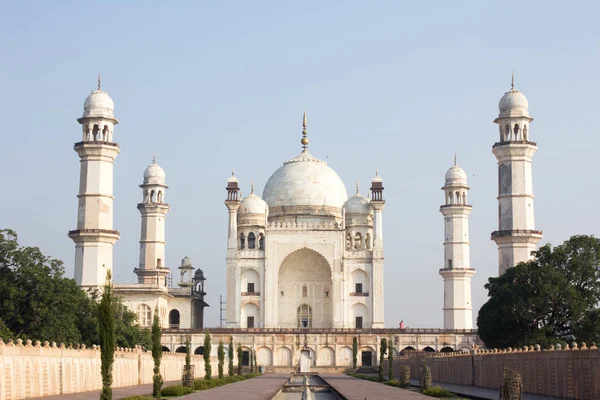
(134, 157, 170, 285)
(69, 77, 120, 289)
(370, 170, 385, 328)
(224, 171, 241, 327)
(491, 74, 542, 276)
(439, 157, 475, 330)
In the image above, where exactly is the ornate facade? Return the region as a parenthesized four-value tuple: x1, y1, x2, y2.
(225, 113, 385, 329)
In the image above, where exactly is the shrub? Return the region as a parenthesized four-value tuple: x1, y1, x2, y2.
(161, 385, 194, 396)
(419, 364, 432, 390)
(421, 386, 456, 398)
(501, 367, 523, 400)
(384, 379, 399, 387)
(399, 365, 411, 388)
(194, 379, 217, 390)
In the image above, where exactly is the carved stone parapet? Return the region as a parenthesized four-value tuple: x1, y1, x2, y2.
(73, 141, 120, 160)
(68, 228, 120, 244)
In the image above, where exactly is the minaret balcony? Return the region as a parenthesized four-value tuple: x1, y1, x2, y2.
(241, 291, 261, 297)
(74, 140, 120, 148)
(68, 228, 120, 243)
(491, 229, 543, 238)
(73, 141, 121, 159)
(440, 204, 472, 209)
(492, 140, 537, 148)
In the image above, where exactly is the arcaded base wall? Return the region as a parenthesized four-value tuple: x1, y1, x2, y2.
(387, 345, 600, 400)
(0, 339, 218, 400)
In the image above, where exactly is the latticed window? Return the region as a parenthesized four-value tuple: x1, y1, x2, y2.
(137, 304, 152, 327)
(297, 304, 312, 329)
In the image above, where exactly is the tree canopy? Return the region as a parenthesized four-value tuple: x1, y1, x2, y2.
(477, 235, 600, 348)
(0, 229, 150, 348)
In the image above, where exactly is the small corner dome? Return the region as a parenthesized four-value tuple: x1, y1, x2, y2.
(343, 194, 371, 214)
(498, 90, 529, 117)
(83, 89, 115, 118)
(227, 173, 239, 183)
(371, 171, 383, 183)
(143, 162, 166, 185)
(194, 269, 206, 280)
(239, 193, 268, 214)
(445, 165, 467, 185)
(180, 256, 192, 268)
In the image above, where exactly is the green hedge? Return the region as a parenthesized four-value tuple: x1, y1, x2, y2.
(421, 386, 456, 397)
(120, 396, 154, 400)
(193, 373, 262, 391)
(161, 385, 194, 396)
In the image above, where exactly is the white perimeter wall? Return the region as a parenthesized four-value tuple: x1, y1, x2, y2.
(0, 339, 218, 400)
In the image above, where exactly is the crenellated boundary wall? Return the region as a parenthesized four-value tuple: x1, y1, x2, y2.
(0, 338, 218, 400)
(386, 343, 600, 400)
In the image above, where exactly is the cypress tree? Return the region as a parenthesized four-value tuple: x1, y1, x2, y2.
(237, 343, 243, 375)
(217, 340, 224, 379)
(151, 306, 163, 399)
(182, 337, 193, 388)
(378, 338, 387, 381)
(352, 336, 358, 369)
(228, 336, 234, 376)
(388, 337, 394, 381)
(203, 330, 212, 379)
(99, 270, 115, 400)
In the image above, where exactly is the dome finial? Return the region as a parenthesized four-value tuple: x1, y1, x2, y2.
(232, 169, 235, 176)
(251, 181, 254, 194)
(97, 73, 102, 91)
(301, 110, 309, 150)
(356, 180, 359, 195)
(454, 153, 457, 166)
(152, 153, 156, 164)
(376, 168, 379, 177)
(511, 70, 515, 91)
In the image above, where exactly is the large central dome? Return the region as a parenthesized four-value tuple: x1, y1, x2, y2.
(262, 150, 348, 222)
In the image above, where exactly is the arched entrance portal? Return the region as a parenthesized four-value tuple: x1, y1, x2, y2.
(278, 248, 332, 328)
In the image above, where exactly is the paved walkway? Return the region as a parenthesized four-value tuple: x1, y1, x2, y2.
(409, 378, 566, 400)
(28, 381, 180, 400)
(179, 374, 291, 399)
(322, 374, 431, 399)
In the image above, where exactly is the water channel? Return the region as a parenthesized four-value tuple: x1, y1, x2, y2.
(272, 374, 344, 400)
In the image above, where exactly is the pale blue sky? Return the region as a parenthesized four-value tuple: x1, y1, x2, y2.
(1, 1, 598, 328)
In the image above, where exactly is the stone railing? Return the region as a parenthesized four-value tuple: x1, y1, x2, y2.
(163, 327, 478, 335)
(386, 342, 600, 400)
(492, 140, 538, 148)
(74, 141, 120, 148)
(0, 338, 219, 400)
(439, 204, 473, 208)
(491, 229, 543, 238)
(266, 221, 342, 231)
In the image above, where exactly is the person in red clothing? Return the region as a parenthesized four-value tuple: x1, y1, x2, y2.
(399, 320, 405, 330)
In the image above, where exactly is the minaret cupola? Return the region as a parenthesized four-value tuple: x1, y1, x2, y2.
(178, 256, 194, 288)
